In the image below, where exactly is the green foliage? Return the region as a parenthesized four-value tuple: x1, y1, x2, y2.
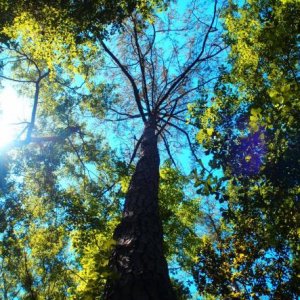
(0, 0, 169, 41)
(3, 0, 298, 298)
(0, 145, 76, 298)
(0, 27, 123, 297)
(192, 0, 300, 298)
(0, 117, 122, 298)
(0, 1, 175, 298)
(0, 132, 201, 298)
(0, 0, 169, 81)
(171, 278, 191, 300)
(159, 161, 202, 264)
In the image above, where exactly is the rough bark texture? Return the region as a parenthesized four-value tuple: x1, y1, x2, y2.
(104, 122, 176, 300)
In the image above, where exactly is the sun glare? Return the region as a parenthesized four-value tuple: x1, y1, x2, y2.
(0, 84, 30, 148)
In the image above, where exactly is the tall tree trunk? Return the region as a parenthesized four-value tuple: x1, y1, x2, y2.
(104, 121, 176, 300)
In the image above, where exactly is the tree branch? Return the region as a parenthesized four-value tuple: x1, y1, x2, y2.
(155, 0, 219, 110)
(161, 132, 177, 167)
(109, 107, 143, 118)
(99, 39, 147, 123)
(133, 18, 151, 113)
(0, 74, 35, 83)
(25, 71, 49, 142)
(128, 134, 143, 166)
(158, 118, 210, 173)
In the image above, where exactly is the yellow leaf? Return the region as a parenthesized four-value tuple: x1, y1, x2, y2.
(207, 128, 214, 136)
(245, 155, 251, 162)
(196, 130, 205, 144)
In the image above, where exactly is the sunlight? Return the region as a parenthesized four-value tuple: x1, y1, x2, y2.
(0, 84, 30, 148)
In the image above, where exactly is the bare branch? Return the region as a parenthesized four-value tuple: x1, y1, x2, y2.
(26, 70, 49, 142)
(3, 44, 41, 75)
(159, 85, 200, 114)
(156, 94, 180, 137)
(104, 116, 141, 122)
(158, 118, 210, 172)
(132, 17, 151, 113)
(148, 34, 156, 108)
(67, 137, 89, 179)
(109, 107, 142, 118)
(1, 126, 80, 151)
(165, 114, 188, 124)
(99, 39, 147, 123)
(161, 132, 177, 167)
(155, 0, 220, 110)
(128, 134, 143, 166)
(0, 74, 35, 83)
(9, 121, 30, 126)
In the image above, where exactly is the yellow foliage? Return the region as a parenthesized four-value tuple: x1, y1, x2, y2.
(1, 7, 97, 81)
(196, 130, 205, 144)
(29, 226, 65, 259)
(71, 229, 116, 296)
(120, 175, 131, 193)
(245, 155, 251, 162)
(207, 128, 214, 136)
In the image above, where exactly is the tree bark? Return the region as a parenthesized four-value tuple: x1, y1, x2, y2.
(104, 121, 176, 300)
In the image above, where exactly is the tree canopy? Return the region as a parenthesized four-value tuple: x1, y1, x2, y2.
(191, 0, 300, 298)
(0, 0, 299, 299)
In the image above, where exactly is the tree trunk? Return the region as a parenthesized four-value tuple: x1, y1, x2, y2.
(104, 121, 176, 300)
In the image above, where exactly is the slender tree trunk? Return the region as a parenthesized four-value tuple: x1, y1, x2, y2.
(104, 121, 176, 300)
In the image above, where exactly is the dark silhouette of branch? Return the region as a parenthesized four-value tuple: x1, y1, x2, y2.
(133, 17, 151, 113)
(99, 39, 147, 123)
(23, 252, 36, 300)
(25, 70, 49, 142)
(105, 116, 142, 122)
(159, 86, 199, 113)
(0, 127, 81, 152)
(109, 107, 143, 118)
(0, 75, 35, 83)
(128, 134, 143, 166)
(158, 118, 210, 172)
(159, 76, 218, 117)
(157, 123, 172, 137)
(147, 25, 157, 108)
(155, 0, 219, 110)
(158, 118, 197, 158)
(166, 108, 189, 116)
(165, 115, 187, 124)
(67, 137, 88, 176)
(144, 23, 156, 57)
(161, 132, 176, 167)
(105, 108, 146, 122)
(3, 44, 41, 75)
(156, 94, 180, 137)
